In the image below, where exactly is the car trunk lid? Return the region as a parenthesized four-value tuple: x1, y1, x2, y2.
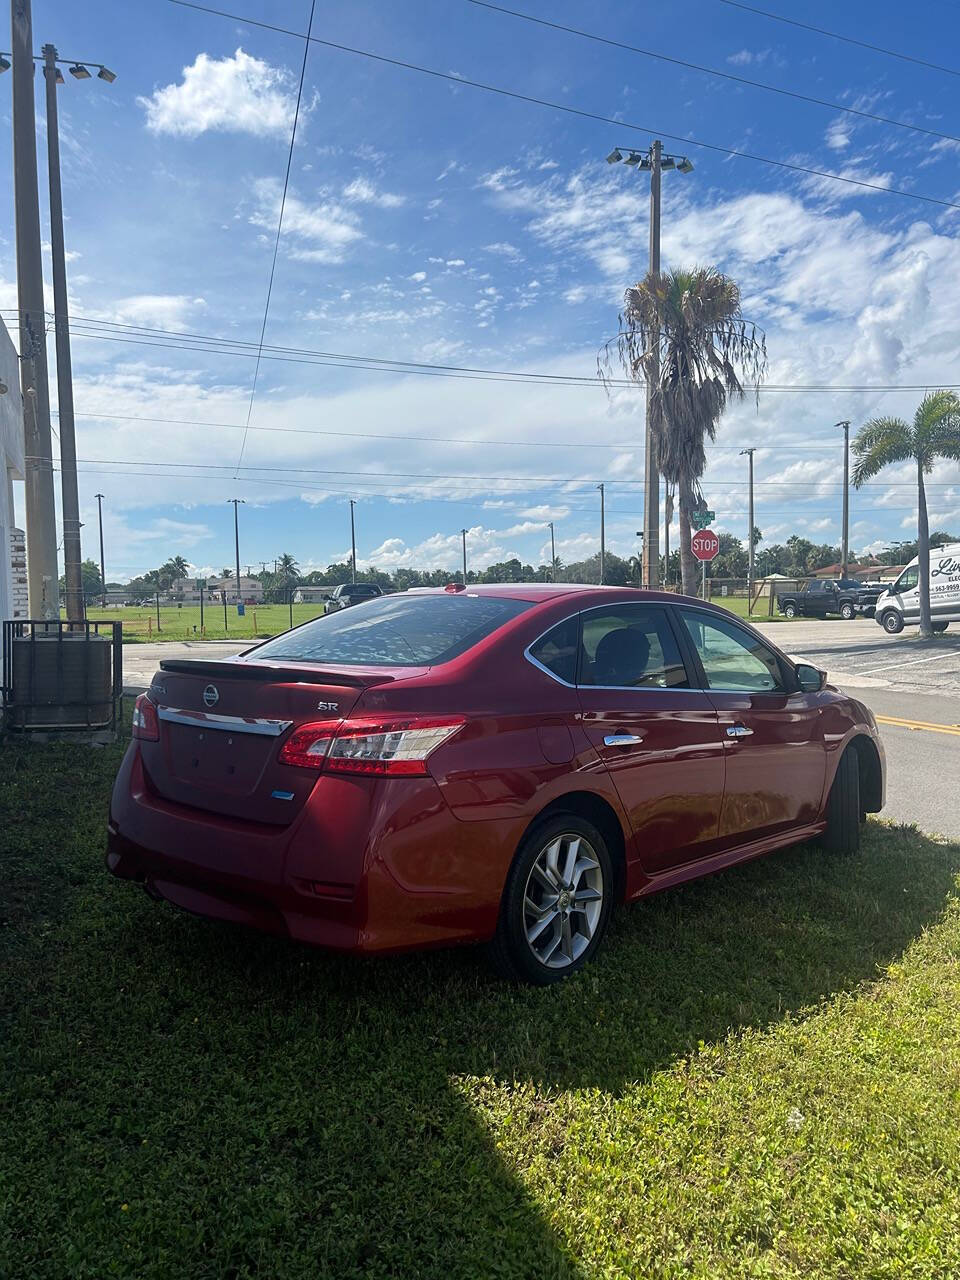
(140, 657, 412, 823)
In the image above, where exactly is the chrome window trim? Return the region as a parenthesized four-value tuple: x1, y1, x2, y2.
(158, 706, 293, 737)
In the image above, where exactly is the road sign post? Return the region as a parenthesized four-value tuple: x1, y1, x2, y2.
(691, 528, 719, 602)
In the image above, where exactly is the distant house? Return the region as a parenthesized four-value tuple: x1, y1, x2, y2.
(203, 575, 264, 603)
(813, 560, 886, 581)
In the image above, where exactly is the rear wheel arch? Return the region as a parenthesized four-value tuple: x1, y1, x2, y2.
(520, 791, 627, 900)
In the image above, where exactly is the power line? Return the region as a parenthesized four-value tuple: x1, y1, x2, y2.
(38, 453, 959, 489)
(6, 309, 960, 398)
(466, 0, 960, 147)
(161, 0, 960, 213)
(235, 0, 316, 477)
(715, 0, 960, 80)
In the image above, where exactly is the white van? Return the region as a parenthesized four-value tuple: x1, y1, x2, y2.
(874, 542, 960, 634)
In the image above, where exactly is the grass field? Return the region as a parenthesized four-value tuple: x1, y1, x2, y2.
(79, 602, 329, 643)
(77, 594, 785, 643)
(3, 717, 960, 1277)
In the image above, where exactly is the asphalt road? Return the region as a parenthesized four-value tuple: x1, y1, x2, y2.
(122, 618, 960, 840)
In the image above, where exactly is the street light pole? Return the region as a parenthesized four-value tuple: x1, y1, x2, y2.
(228, 498, 244, 603)
(740, 448, 755, 613)
(349, 499, 357, 583)
(11, 0, 58, 620)
(597, 482, 605, 585)
(548, 520, 556, 581)
(94, 492, 106, 607)
(460, 528, 468, 584)
(42, 42, 84, 621)
(837, 420, 851, 578)
(607, 142, 693, 590)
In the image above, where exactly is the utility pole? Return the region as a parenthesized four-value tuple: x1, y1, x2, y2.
(607, 143, 693, 591)
(837, 420, 851, 579)
(94, 492, 106, 607)
(597, 482, 605, 585)
(460, 528, 468, 584)
(740, 448, 755, 613)
(644, 139, 661, 591)
(228, 498, 244, 603)
(349, 499, 357, 583)
(43, 43, 83, 620)
(12, 0, 58, 620)
(548, 520, 556, 582)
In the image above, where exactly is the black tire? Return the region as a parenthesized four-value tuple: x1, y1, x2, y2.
(840, 602, 855, 620)
(783, 603, 797, 619)
(823, 747, 861, 856)
(933, 622, 949, 634)
(489, 815, 615, 985)
(880, 610, 904, 635)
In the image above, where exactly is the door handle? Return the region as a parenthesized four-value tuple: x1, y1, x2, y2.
(725, 724, 754, 738)
(604, 733, 644, 746)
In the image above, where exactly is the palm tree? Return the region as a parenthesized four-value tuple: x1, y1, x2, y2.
(853, 390, 960, 638)
(277, 552, 300, 584)
(601, 266, 766, 594)
(168, 555, 189, 580)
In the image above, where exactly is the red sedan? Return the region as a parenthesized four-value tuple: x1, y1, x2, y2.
(107, 585, 885, 984)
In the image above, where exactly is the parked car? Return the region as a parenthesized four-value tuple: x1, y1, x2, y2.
(108, 584, 885, 984)
(874, 543, 960, 634)
(776, 578, 885, 620)
(324, 582, 383, 614)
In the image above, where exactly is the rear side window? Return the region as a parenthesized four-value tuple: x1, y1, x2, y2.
(253, 594, 532, 667)
(528, 615, 579, 685)
(580, 605, 689, 688)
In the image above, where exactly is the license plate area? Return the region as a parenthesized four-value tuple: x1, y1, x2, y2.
(164, 721, 275, 795)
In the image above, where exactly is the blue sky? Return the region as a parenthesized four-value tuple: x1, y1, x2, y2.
(2, 0, 960, 580)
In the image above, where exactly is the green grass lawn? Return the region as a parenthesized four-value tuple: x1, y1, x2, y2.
(3, 721, 959, 1278)
(80, 602, 329, 643)
(80, 595, 787, 644)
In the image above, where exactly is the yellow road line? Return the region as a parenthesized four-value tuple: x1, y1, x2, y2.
(875, 714, 960, 738)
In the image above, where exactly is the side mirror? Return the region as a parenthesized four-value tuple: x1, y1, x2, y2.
(795, 662, 826, 693)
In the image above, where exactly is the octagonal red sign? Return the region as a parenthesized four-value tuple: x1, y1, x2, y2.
(691, 529, 720, 562)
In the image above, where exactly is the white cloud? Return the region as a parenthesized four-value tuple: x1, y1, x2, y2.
(342, 177, 405, 209)
(107, 294, 207, 331)
(408, 271, 427, 282)
(825, 119, 852, 151)
(250, 178, 363, 264)
(727, 48, 771, 66)
(138, 48, 297, 139)
(484, 241, 524, 261)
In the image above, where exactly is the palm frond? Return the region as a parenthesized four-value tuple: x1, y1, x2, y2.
(851, 417, 913, 487)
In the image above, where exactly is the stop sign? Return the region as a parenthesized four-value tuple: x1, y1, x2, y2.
(691, 529, 720, 562)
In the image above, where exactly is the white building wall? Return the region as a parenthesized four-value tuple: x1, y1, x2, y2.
(1, 319, 26, 652)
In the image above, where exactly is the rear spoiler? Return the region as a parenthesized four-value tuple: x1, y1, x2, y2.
(157, 658, 392, 687)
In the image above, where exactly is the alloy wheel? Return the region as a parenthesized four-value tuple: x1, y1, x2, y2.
(523, 832, 604, 969)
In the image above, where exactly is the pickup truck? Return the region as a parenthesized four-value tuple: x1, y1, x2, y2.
(323, 582, 384, 614)
(776, 578, 885, 620)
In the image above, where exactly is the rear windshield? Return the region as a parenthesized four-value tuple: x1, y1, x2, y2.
(251, 593, 532, 667)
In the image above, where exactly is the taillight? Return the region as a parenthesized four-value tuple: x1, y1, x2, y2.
(132, 692, 159, 741)
(279, 715, 464, 775)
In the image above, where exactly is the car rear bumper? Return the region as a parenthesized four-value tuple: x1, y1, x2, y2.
(107, 743, 514, 954)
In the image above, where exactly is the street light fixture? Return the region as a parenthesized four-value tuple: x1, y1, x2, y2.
(69, 62, 90, 79)
(97, 66, 116, 83)
(606, 141, 694, 590)
(0, 54, 10, 73)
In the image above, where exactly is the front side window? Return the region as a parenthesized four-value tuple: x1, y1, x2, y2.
(254, 594, 532, 667)
(580, 605, 689, 688)
(895, 566, 919, 593)
(679, 610, 785, 693)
